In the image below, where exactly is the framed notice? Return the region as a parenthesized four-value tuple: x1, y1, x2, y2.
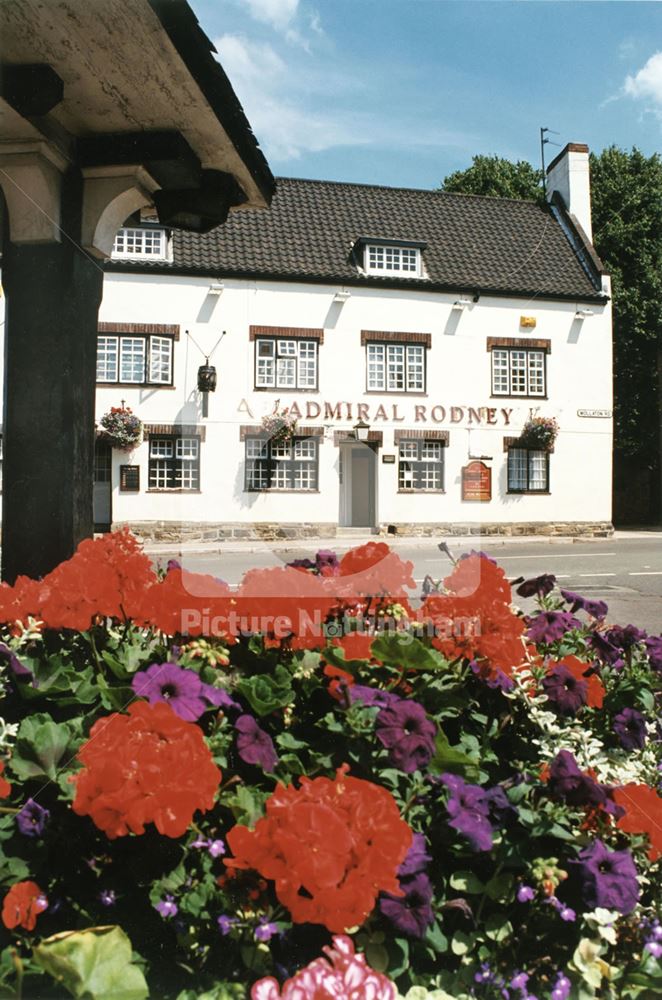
(462, 461, 491, 502)
(119, 465, 140, 492)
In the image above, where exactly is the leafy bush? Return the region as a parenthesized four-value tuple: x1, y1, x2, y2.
(0, 533, 660, 999)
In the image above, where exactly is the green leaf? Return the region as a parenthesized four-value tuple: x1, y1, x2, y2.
(449, 871, 485, 894)
(33, 926, 148, 1000)
(428, 729, 480, 781)
(10, 714, 78, 782)
(223, 784, 269, 827)
(237, 665, 294, 716)
(424, 921, 449, 954)
(276, 732, 308, 750)
(370, 633, 447, 671)
(485, 913, 513, 942)
(450, 930, 472, 956)
(484, 872, 514, 901)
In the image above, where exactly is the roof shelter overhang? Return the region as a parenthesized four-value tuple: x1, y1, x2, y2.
(0, 0, 275, 254)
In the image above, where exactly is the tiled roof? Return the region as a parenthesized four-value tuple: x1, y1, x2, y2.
(107, 177, 605, 301)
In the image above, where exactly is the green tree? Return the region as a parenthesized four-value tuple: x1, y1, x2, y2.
(440, 154, 543, 202)
(589, 147, 662, 461)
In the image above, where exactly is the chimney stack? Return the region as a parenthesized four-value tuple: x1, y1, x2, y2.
(546, 142, 593, 242)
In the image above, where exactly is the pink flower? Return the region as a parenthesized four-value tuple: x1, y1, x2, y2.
(251, 935, 396, 999)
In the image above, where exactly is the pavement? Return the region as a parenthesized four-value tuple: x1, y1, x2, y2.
(144, 529, 662, 633)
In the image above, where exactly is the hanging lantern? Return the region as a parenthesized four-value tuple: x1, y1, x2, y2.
(197, 363, 217, 393)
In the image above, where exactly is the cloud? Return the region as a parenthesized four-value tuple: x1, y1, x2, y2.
(624, 51, 662, 106)
(240, 0, 299, 31)
(215, 32, 477, 164)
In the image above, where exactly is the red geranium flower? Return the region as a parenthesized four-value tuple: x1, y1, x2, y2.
(422, 554, 526, 677)
(334, 543, 416, 600)
(225, 765, 412, 932)
(0, 762, 11, 799)
(2, 881, 48, 931)
(613, 784, 662, 861)
(72, 702, 221, 839)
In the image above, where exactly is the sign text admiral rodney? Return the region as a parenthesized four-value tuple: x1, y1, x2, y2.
(244, 399, 515, 426)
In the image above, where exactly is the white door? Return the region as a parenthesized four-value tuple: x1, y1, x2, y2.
(339, 443, 376, 527)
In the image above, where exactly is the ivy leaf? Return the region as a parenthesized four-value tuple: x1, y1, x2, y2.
(33, 926, 148, 999)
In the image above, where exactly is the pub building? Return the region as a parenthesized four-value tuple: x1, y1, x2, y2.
(91, 143, 613, 541)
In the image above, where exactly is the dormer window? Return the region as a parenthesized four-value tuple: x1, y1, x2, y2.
(112, 227, 168, 260)
(356, 237, 426, 278)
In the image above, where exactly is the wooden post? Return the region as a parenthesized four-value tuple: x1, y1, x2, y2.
(2, 168, 103, 581)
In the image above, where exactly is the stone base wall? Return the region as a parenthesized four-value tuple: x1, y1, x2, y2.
(116, 520, 614, 543)
(385, 521, 614, 538)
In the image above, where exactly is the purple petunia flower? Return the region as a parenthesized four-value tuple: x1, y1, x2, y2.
(613, 707, 648, 751)
(542, 665, 587, 714)
(571, 839, 640, 915)
(441, 774, 494, 852)
(286, 557, 316, 572)
(527, 611, 582, 644)
(560, 589, 608, 619)
(398, 833, 432, 878)
(547, 750, 606, 807)
(379, 871, 434, 938)
(645, 635, 662, 672)
(315, 550, 340, 575)
(517, 884, 535, 903)
(607, 624, 647, 650)
(516, 574, 557, 598)
(208, 839, 226, 858)
(235, 714, 278, 771)
(155, 895, 178, 919)
(131, 662, 237, 721)
(551, 974, 571, 1000)
(375, 699, 437, 773)
(0, 642, 36, 685)
(16, 798, 49, 837)
(254, 918, 279, 942)
(98, 889, 116, 907)
(589, 631, 625, 669)
(217, 914, 237, 935)
(348, 685, 402, 710)
(646, 941, 662, 959)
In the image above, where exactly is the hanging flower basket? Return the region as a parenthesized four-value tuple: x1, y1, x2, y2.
(519, 416, 559, 451)
(98, 406, 143, 450)
(260, 411, 298, 444)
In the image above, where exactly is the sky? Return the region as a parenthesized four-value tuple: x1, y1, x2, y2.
(194, 0, 662, 190)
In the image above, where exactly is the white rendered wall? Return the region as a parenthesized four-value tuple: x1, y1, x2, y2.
(97, 272, 613, 529)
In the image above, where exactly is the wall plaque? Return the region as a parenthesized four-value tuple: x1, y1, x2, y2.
(382, 454, 396, 464)
(120, 465, 140, 492)
(462, 461, 492, 502)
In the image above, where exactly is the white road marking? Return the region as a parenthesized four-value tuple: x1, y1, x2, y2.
(495, 553, 615, 560)
(629, 571, 662, 576)
(579, 572, 616, 577)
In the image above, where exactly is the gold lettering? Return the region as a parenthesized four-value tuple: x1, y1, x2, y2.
(237, 398, 254, 418)
(374, 405, 388, 421)
(415, 405, 427, 422)
(501, 407, 513, 426)
(392, 404, 405, 422)
(450, 406, 464, 423)
(357, 402, 370, 421)
(431, 405, 446, 423)
(344, 402, 353, 420)
(288, 401, 302, 419)
(324, 402, 342, 420)
(486, 407, 497, 425)
(306, 401, 321, 419)
(468, 407, 482, 424)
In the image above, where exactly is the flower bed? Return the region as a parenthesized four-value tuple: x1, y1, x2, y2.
(0, 532, 660, 999)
